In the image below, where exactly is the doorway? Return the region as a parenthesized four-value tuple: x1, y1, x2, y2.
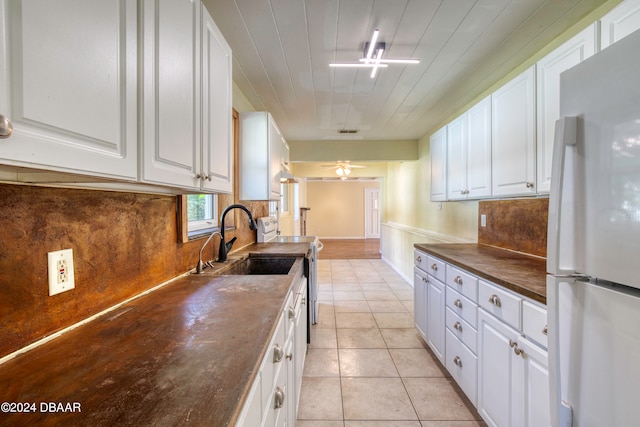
(365, 187, 380, 238)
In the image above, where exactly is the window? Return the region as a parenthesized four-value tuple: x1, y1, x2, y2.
(187, 194, 218, 234)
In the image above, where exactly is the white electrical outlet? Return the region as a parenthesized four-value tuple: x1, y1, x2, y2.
(48, 249, 75, 296)
(481, 214, 487, 227)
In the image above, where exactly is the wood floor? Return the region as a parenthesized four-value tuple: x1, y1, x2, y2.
(318, 239, 380, 259)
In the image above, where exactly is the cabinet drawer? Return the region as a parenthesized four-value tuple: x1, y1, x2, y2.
(522, 300, 548, 348)
(446, 287, 478, 328)
(446, 264, 478, 302)
(263, 344, 288, 427)
(414, 250, 429, 271)
(427, 255, 446, 283)
(446, 307, 477, 354)
(445, 329, 478, 406)
(261, 313, 286, 413)
(478, 280, 522, 330)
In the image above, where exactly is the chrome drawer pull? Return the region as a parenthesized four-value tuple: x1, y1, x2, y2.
(454, 276, 463, 285)
(542, 325, 548, 335)
(431, 263, 438, 271)
(416, 256, 422, 262)
(273, 344, 284, 363)
(453, 356, 462, 367)
(0, 115, 12, 139)
(454, 299, 463, 309)
(488, 294, 502, 307)
(274, 387, 285, 409)
(509, 340, 525, 357)
(453, 321, 462, 332)
(288, 307, 296, 319)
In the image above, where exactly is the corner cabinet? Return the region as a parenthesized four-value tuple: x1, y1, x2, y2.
(491, 66, 536, 197)
(600, 0, 640, 49)
(239, 112, 285, 201)
(0, 0, 138, 180)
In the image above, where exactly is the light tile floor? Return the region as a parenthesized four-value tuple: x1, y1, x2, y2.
(297, 259, 486, 427)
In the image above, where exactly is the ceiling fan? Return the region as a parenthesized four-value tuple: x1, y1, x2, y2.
(329, 29, 420, 78)
(321, 161, 366, 179)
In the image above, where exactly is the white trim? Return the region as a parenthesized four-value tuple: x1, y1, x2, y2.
(382, 221, 475, 243)
(381, 255, 412, 285)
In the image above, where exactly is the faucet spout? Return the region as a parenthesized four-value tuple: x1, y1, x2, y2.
(218, 204, 257, 262)
(196, 231, 222, 273)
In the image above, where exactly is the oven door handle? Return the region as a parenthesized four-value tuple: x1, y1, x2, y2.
(316, 241, 324, 252)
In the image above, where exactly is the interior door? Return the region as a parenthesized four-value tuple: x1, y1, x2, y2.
(364, 187, 380, 238)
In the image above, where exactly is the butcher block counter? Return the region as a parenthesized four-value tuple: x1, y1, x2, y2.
(0, 242, 310, 427)
(414, 243, 547, 304)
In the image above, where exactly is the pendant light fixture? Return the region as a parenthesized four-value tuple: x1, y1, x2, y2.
(329, 29, 420, 78)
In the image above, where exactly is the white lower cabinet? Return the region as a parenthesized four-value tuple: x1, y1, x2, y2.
(413, 249, 550, 427)
(236, 276, 307, 427)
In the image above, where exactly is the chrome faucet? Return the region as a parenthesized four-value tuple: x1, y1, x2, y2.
(196, 231, 222, 274)
(218, 204, 257, 262)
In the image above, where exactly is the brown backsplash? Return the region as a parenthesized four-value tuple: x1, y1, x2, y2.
(0, 184, 266, 358)
(478, 198, 549, 258)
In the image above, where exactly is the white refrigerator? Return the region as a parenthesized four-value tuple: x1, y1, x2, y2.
(547, 29, 640, 426)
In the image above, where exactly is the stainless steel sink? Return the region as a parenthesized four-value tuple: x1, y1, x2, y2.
(219, 257, 296, 275)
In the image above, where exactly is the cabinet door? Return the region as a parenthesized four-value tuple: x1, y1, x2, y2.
(536, 24, 597, 193)
(0, 0, 137, 179)
(201, 6, 233, 193)
(477, 309, 519, 427)
(269, 117, 282, 200)
(446, 114, 467, 200)
(601, 0, 640, 49)
(413, 269, 428, 341)
(430, 126, 447, 202)
(513, 336, 551, 427)
(141, 0, 201, 189)
(491, 66, 536, 197)
(426, 276, 446, 364)
(466, 96, 492, 198)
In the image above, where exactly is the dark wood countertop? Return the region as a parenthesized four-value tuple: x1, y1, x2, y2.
(0, 243, 309, 427)
(414, 243, 547, 304)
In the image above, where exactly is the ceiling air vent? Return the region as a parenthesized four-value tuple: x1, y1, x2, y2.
(338, 129, 358, 134)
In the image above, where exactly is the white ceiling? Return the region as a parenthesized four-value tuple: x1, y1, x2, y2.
(204, 0, 609, 142)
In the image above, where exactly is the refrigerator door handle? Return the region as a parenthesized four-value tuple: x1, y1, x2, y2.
(547, 117, 577, 275)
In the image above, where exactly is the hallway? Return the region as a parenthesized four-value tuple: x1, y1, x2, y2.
(297, 258, 485, 426)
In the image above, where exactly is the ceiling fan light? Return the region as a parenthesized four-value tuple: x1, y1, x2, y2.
(344, 167, 352, 176)
(336, 166, 345, 176)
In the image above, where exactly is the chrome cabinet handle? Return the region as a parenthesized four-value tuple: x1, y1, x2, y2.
(542, 325, 548, 335)
(453, 356, 462, 367)
(422, 276, 428, 283)
(454, 276, 463, 285)
(509, 339, 517, 348)
(286, 352, 293, 361)
(454, 299, 463, 308)
(488, 294, 502, 307)
(526, 181, 535, 189)
(453, 321, 462, 332)
(273, 344, 284, 363)
(288, 307, 296, 319)
(195, 173, 212, 181)
(416, 256, 422, 262)
(431, 263, 438, 271)
(0, 115, 12, 139)
(302, 297, 306, 305)
(274, 386, 285, 409)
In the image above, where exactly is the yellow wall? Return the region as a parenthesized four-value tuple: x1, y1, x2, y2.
(306, 180, 380, 238)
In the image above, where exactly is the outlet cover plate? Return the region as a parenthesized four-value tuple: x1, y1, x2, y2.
(48, 249, 75, 296)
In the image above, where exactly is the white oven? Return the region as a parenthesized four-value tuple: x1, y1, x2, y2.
(256, 217, 323, 326)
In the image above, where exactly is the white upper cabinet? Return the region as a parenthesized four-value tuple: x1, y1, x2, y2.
(536, 24, 597, 193)
(201, 5, 233, 194)
(430, 126, 447, 202)
(600, 0, 640, 49)
(239, 112, 283, 201)
(140, 0, 201, 190)
(491, 66, 536, 197)
(0, 0, 138, 179)
(447, 96, 492, 200)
